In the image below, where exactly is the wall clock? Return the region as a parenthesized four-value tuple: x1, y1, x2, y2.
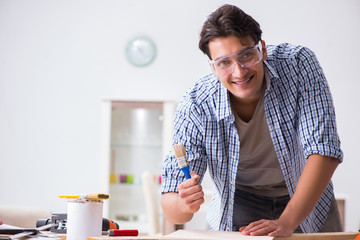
(125, 36, 156, 67)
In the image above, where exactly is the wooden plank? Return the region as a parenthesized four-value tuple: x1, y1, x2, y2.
(163, 230, 359, 240)
(274, 232, 359, 240)
(57, 235, 67, 240)
(85, 230, 359, 240)
(87, 236, 159, 240)
(162, 230, 271, 239)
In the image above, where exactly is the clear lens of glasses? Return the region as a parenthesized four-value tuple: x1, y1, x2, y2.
(209, 41, 263, 76)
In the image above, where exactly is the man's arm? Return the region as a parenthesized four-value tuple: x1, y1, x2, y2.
(240, 154, 340, 237)
(161, 172, 205, 224)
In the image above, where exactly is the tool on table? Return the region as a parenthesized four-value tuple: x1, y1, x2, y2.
(173, 143, 191, 179)
(59, 193, 109, 200)
(0, 222, 57, 240)
(36, 213, 67, 233)
(0, 229, 38, 235)
(36, 214, 119, 233)
(101, 230, 139, 237)
(101, 218, 119, 231)
(108, 229, 138, 236)
(0, 221, 20, 230)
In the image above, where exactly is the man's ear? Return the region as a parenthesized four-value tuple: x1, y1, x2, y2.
(261, 40, 267, 61)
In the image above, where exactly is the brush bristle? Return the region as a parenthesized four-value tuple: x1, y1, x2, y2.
(173, 143, 189, 168)
(173, 143, 186, 158)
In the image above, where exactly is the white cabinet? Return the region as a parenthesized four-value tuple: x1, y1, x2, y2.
(100, 100, 175, 235)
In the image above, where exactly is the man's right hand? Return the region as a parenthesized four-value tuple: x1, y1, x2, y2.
(178, 171, 205, 214)
(161, 171, 204, 224)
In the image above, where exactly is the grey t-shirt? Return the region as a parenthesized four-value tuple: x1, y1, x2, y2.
(233, 90, 289, 197)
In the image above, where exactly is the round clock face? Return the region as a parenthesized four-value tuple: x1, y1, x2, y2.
(125, 36, 156, 67)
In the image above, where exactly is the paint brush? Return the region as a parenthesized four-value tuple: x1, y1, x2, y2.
(173, 143, 191, 179)
(59, 193, 109, 200)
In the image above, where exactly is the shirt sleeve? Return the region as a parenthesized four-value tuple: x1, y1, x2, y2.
(161, 98, 208, 194)
(297, 47, 343, 162)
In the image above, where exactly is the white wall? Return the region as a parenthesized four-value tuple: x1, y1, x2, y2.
(0, 0, 359, 232)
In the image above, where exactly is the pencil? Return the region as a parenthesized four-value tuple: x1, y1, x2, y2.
(59, 193, 109, 200)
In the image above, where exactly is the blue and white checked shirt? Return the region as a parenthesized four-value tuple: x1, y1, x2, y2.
(161, 43, 343, 233)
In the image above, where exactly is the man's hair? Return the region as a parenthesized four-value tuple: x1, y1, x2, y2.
(199, 4, 262, 59)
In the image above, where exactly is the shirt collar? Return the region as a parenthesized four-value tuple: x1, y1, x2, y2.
(216, 81, 233, 122)
(264, 60, 279, 90)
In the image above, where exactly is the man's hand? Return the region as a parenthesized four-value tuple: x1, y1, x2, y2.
(239, 218, 295, 237)
(161, 171, 204, 224)
(178, 171, 205, 214)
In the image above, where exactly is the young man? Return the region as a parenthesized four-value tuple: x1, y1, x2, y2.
(161, 4, 343, 237)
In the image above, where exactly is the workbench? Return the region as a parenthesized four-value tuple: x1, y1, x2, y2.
(88, 230, 359, 240)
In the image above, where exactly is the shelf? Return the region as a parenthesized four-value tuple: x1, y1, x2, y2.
(100, 100, 176, 235)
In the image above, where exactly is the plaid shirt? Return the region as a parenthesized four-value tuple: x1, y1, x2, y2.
(161, 43, 343, 233)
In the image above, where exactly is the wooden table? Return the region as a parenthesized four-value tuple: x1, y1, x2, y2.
(87, 230, 359, 240)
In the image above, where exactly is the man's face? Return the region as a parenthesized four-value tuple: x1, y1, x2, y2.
(208, 35, 267, 103)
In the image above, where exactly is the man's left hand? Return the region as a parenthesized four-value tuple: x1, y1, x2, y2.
(239, 219, 294, 237)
